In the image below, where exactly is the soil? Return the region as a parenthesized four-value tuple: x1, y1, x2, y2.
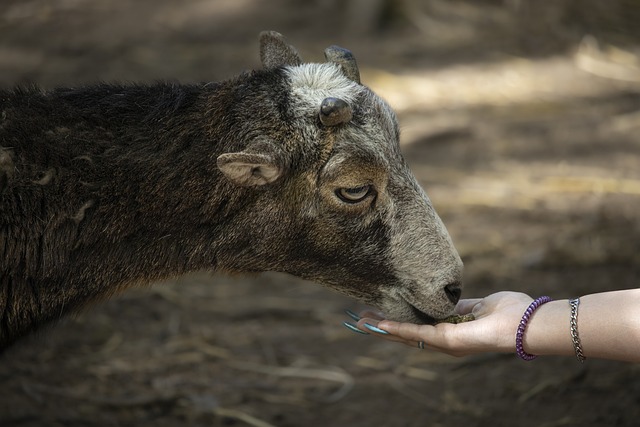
(1, 1, 640, 426)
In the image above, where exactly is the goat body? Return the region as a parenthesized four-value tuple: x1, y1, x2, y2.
(0, 32, 464, 348)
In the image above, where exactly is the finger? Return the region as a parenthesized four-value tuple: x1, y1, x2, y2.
(358, 310, 386, 321)
(357, 318, 390, 335)
(375, 320, 429, 342)
(356, 318, 435, 349)
(356, 318, 405, 340)
(454, 298, 482, 315)
(358, 324, 413, 345)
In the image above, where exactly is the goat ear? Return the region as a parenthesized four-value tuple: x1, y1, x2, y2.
(217, 151, 284, 187)
(259, 31, 302, 69)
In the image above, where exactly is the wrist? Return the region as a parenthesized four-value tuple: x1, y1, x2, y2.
(521, 299, 574, 357)
(515, 296, 552, 360)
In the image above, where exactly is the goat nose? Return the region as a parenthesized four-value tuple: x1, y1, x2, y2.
(444, 283, 462, 304)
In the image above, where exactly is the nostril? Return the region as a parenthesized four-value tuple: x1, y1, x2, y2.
(444, 283, 462, 304)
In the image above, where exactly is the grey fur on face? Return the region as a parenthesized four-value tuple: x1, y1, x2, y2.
(255, 32, 463, 323)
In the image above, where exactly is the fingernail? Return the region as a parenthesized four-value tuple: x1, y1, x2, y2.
(363, 323, 389, 335)
(343, 322, 369, 335)
(345, 309, 361, 321)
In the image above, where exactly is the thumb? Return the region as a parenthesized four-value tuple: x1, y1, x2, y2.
(455, 298, 482, 315)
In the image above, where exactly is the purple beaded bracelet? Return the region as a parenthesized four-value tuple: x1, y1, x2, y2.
(516, 296, 552, 361)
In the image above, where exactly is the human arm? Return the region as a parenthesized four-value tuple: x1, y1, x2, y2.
(354, 289, 640, 363)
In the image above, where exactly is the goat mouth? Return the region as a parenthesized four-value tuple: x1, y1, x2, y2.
(409, 304, 438, 325)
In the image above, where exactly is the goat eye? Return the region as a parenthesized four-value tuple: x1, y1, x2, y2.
(336, 185, 372, 203)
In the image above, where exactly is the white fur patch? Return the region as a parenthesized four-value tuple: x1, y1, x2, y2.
(284, 63, 361, 112)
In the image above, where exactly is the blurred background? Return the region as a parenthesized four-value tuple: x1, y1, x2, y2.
(1, 1, 639, 426)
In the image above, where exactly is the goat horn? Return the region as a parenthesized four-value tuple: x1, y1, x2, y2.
(324, 46, 360, 84)
(319, 97, 352, 127)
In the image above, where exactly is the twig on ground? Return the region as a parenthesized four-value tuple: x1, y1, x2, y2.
(229, 361, 354, 402)
(575, 35, 640, 83)
(213, 407, 279, 427)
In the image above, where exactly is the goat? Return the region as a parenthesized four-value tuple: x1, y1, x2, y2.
(0, 31, 464, 349)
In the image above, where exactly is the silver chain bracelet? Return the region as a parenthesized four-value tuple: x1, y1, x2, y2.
(569, 298, 586, 363)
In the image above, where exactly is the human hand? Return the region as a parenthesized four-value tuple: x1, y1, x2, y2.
(348, 292, 535, 357)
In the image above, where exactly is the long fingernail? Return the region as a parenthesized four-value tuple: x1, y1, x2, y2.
(343, 322, 369, 335)
(363, 323, 389, 335)
(345, 309, 361, 321)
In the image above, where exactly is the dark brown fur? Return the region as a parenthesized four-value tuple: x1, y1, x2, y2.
(0, 74, 310, 347)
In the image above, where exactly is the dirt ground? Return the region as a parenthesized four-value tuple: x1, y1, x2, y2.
(1, 1, 640, 426)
